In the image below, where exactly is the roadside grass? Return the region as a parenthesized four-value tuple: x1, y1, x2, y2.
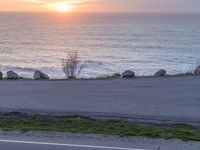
(0, 112, 200, 141)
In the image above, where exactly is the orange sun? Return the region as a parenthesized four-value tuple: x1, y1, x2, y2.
(56, 3, 71, 12)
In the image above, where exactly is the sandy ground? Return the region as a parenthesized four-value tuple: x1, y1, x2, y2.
(0, 76, 200, 126)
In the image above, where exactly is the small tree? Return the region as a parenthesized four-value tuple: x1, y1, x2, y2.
(62, 51, 84, 79)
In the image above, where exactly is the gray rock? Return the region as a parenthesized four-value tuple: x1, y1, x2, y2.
(122, 70, 135, 78)
(0, 71, 3, 80)
(154, 69, 166, 77)
(33, 70, 49, 80)
(194, 66, 200, 75)
(7, 71, 18, 79)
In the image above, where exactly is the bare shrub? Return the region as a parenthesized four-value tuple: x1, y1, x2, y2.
(62, 51, 84, 79)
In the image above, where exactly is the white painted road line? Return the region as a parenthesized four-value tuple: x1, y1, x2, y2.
(0, 139, 151, 150)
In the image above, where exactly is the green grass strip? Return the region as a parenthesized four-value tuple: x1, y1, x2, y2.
(0, 112, 200, 141)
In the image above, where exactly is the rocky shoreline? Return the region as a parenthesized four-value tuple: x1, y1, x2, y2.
(0, 65, 200, 80)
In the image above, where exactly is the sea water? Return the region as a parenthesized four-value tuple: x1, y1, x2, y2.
(0, 12, 200, 78)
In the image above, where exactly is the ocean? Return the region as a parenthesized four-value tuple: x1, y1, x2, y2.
(0, 12, 200, 78)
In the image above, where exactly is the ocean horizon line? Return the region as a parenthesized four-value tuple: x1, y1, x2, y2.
(0, 11, 200, 15)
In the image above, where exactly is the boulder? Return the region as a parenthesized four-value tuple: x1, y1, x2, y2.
(122, 70, 135, 78)
(0, 71, 3, 80)
(33, 70, 49, 80)
(7, 71, 18, 79)
(194, 66, 200, 75)
(154, 69, 166, 77)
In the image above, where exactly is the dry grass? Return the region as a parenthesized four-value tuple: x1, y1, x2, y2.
(62, 52, 84, 79)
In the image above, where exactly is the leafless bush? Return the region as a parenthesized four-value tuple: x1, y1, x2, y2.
(62, 52, 84, 79)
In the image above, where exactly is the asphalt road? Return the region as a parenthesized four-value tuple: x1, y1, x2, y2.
(0, 76, 200, 125)
(0, 131, 199, 150)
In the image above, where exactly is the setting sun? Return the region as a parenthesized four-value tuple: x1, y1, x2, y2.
(56, 3, 71, 12)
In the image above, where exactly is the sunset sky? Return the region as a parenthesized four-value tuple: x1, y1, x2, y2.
(0, 0, 200, 13)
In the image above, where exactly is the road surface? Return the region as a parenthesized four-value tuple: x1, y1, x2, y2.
(0, 76, 200, 125)
(0, 131, 199, 150)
